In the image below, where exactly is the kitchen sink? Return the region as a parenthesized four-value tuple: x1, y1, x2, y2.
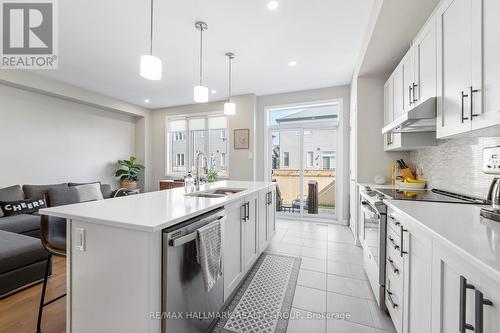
(185, 187, 246, 198)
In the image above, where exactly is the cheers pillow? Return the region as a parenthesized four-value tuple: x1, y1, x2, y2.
(0, 198, 47, 216)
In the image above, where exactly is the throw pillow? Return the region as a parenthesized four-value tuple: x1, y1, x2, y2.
(0, 198, 47, 216)
(74, 183, 104, 202)
(47, 187, 80, 207)
(0, 185, 24, 217)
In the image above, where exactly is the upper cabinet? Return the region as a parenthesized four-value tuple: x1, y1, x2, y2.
(437, 0, 500, 138)
(402, 50, 416, 112)
(414, 15, 437, 106)
(393, 64, 405, 120)
(384, 76, 394, 126)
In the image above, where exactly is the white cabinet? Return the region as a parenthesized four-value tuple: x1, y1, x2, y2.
(267, 189, 276, 240)
(258, 189, 269, 252)
(401, 217, 432, 333)
(386, 209, 433, 333)
(223, 187, 276, 301)
(470, 0, 500, 132)
(479, 274, 500, 332)
(223, 198, 245, 300)
(243, 192, 258, 272)
(258, 188, 276, 252)
(436, 0, 500, 138)
(402, 50, 416, 112)
(393, 65, 405, 120)
(384, 76, 395, 126)
(431, 242, 481, 333)
(413, 15, 437, 106)
(436, 0, 475, 138)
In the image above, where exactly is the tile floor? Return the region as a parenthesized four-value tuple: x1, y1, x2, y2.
(266, 218, 396, 333)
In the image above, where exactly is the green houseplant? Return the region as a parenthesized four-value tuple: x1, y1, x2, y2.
(207, 169, 219, 182)
(115, 156, 145, 190)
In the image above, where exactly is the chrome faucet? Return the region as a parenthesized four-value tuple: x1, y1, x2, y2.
(195, 151, 208, 191)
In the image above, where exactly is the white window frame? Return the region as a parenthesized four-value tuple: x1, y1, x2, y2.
(307, 151, 314, 168)
(264, 99, 341, 221)
(283, 152, 290, 168)
(165, 112, 229, 178)
(220, 153, 226, 167)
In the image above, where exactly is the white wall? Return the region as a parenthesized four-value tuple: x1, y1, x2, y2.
(255, 86, 351, 223)
(355, 76, 408, 183)
(150, 94, 257, 188)
(0, 84, 136, 188)
(0, 71, 154, 191)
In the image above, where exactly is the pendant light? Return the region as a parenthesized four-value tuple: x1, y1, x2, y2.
(224, 52, 236, 115)
(140, 0, 162, 80)
(194, 21, 209, 103)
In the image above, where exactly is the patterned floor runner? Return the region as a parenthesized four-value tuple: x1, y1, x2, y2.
(211, 252, 301, 333)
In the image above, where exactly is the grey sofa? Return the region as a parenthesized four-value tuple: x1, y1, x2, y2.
(0, 182, 112, 298)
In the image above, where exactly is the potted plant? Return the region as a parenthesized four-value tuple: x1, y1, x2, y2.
(115, 156, 145, 190)
(207, 169, 219, 182)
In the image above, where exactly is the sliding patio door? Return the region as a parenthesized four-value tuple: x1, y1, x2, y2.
(267, 102, 338, 220)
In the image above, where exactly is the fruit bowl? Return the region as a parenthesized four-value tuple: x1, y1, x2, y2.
(399, 181, 427, 189)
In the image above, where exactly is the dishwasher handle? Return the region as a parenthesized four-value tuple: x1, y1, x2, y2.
(168, 214, 225, 247)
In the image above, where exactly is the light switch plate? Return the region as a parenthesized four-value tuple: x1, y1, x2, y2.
(75, 227, 86, 251)
(483, 146, 500, 174)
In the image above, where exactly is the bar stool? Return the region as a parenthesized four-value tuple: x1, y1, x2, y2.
(36, 214, 67, 333)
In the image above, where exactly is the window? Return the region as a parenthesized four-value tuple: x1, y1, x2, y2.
(168, 115, 228, 176)
(175, 154, 185, 166)
(322, 151, 335, 170)
(174, 132, 185, 141)
(283, 152, 290, 167)
(307, 151, 314, 167)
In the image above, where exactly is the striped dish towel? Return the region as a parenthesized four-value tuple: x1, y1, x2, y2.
(196, 216, 225, 292)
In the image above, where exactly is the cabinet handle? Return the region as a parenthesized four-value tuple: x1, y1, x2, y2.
(242, 203, 249, 221)
(459, 276, 476, 332)
(409, 85, 413, 106)
(470, 86, 480, 119)
(246, 202, 250, 220)
(461, 91, 469, 123)
(413, 83, 418, 102)
(387, 256, 399, 274)
(475, 289, 493, 333)
(388, 235, 400, 251)
(387, 290, 398, 309)
(388, 215, 400, 226)
(400, 225, 408, 257)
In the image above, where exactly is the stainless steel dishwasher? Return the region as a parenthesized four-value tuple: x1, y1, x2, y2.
(162, 207, 226, 333)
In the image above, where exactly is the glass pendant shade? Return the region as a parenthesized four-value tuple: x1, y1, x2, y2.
(194, 85, 209, 103)
(140, 55, 162, 80)
(224, 102, 236, 115)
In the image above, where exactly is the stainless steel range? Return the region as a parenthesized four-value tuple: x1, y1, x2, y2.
(359, 187, 387, 311)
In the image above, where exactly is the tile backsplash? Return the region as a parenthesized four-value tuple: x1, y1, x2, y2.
(408, 137, 500, 199)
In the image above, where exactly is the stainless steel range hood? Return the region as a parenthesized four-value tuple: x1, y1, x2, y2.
(382, 97, 436, 134)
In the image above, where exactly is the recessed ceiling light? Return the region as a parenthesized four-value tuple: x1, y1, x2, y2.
(144, 99, 150, 103)
(288, 60, 297, 67)
(267, 1, 279, 10)
(211, 89, 217, 94)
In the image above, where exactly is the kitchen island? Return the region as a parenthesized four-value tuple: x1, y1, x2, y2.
(40, 180, 276, 333)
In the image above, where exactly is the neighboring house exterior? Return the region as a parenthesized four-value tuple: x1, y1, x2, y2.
(273, 106, 337, 170)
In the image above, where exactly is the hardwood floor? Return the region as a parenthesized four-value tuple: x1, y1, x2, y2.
(0, 256, 66, 333)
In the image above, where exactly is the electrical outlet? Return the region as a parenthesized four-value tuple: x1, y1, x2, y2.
(75, 227, 86, 251)
(483, 146, 500, 174)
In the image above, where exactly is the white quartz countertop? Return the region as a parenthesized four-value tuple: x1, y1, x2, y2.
(384, 199, 500, 280)
(40, 181, 275, 232)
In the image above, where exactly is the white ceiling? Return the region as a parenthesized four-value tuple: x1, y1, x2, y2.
(37, 0, 374, 108)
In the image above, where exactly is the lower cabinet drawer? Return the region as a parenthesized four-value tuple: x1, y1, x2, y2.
(386, 273, 403, 333)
